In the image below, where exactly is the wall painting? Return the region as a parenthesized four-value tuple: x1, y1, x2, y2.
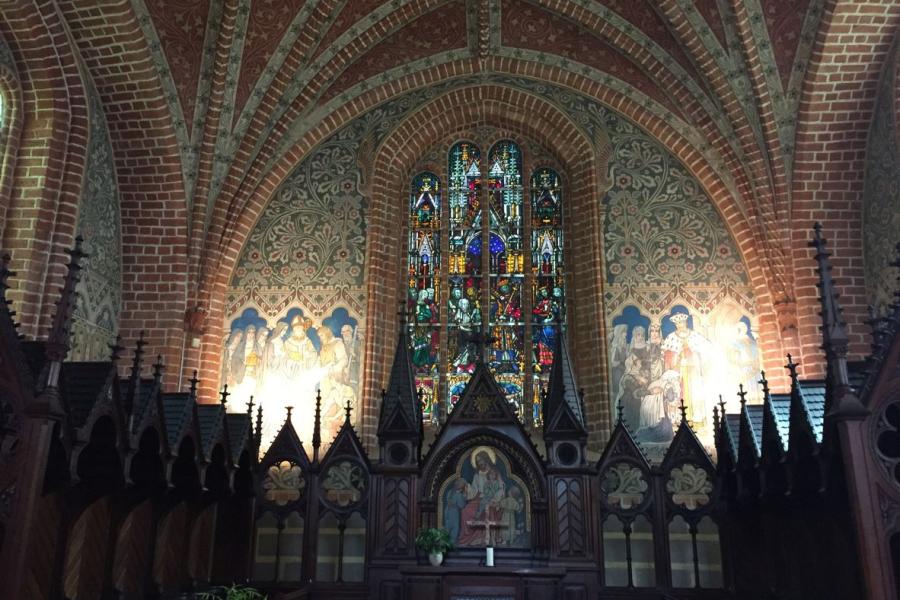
(222, 306, 362, 450)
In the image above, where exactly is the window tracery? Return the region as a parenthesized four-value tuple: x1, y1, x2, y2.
(408, 140, 566, 424)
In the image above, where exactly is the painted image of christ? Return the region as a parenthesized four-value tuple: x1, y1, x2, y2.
(455, 450, 505, 546)
(438, 446, 530, 548)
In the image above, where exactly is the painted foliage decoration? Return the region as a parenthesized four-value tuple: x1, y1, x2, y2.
(667, 463, 713, 510)
(603, 123, 758, 457)
(263, 461, 305, 506)
(227, 73, 757, 449)
(71, 76, 122, 361)
(862, 40, 900, 315)
(601, 463, 648, 510)
(437, 446, 530, 548)
(321, 460, 367, 508)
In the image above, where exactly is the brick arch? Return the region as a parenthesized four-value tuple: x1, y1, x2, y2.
(655, 0, 793, 316)
(196, 61, 782, 415)
(57, 0, 190, 383)
(359, 87, 608, 446)
(792, 2, 900, 378)
(0, 3, 89, 339)
(506, 0, 792, 313)
(0, 61, 24, 259)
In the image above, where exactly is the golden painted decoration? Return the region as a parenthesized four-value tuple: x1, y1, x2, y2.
(263, 460, 305, 506)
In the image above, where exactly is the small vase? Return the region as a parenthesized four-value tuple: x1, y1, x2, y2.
(428, 552, 443, 566)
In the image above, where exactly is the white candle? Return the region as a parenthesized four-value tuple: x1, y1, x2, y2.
(485, 546, 494, 567)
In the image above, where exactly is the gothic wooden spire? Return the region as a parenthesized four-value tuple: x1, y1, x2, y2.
(312, 388, 322, 464)
(0, 253, 13, 301)
(737, 383, 759, 466)
(784, 353, 817, 453)
(759, 370, 785, 457)
(108, 335, 124, 365)
(38, 236, 88, 394)
(152, 355, 164, 385)
(190, 371, 200, 400)
(809, 224, 867, 419)
(125, 331, 147, 415)
(255, 403, 264, 457)
(543, 325, 587, 438)
(377, 304, 422, 440)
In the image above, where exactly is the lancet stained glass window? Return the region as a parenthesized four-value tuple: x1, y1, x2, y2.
(408, 173, 441, 420)
(408, 140, 565, 424)
(531, 167, 565, 422)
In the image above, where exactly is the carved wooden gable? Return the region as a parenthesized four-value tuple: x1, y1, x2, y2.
(258, 416, 309, 515)
(420, 362, 547, 551)
(598, 421, 652, 513)
(319, 413, 370, 517)
(662, 419, 717, 514)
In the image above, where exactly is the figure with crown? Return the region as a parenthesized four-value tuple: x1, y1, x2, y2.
(661, 311, 712, 430)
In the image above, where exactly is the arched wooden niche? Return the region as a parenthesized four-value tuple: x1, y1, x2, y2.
(435, 445, 532, 549)
(422, 430, 546, 552)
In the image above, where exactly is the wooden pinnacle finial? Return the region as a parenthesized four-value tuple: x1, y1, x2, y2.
(152, 355, 164, 381)
(109, 335, 124, 364)
(785, 354, 799, 380)
(759, 371, 770, 401)
(312, 388, 322, 459)
(0, 253, 13, 298)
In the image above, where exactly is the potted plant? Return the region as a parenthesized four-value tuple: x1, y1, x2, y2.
(194, 585, 266, 600)
(415, 527, 454, 566)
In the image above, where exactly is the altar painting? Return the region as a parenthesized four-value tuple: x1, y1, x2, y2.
(437, 446, 530, 548)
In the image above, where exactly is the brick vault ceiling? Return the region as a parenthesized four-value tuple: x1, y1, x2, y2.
(108, 0, 836, 312)
(133, 0, 820, 196)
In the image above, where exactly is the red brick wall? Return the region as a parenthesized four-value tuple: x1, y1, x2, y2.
(0, 1, 88, 340)
(792, 1, 900, 379)
(58, 0, 190, 384)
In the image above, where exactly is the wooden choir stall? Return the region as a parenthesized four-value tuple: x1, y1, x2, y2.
(251, 326, 727, 600)
(2, 226, 893, 600)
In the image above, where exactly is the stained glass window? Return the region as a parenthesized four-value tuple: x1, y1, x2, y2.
(487, 141, 525, 416)
(407, 141, 565, 425)
(530, 167, 564, 425)
(447, 142, 482, 409)
(408, 172, 441, 421)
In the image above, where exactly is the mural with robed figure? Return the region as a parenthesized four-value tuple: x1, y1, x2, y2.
(437, 446, 530, 548)
(222, 306, 362, 450)
(608, 303, 759, 460)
